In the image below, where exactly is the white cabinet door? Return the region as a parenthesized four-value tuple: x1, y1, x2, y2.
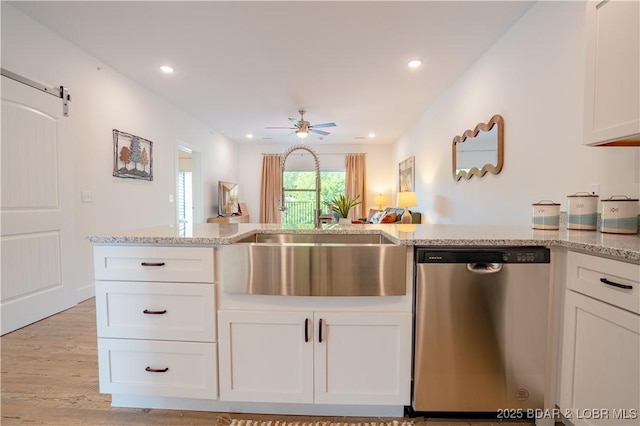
(583, 0, 640, 145)
(217, 310, 314, 403)
(314, 312, 412, 405)
(560, 290, 640, 425)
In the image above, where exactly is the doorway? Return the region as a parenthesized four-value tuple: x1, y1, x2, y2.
(176, 145, 203, 224)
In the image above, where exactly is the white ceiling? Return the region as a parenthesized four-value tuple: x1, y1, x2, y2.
(9, 1, 535, 145)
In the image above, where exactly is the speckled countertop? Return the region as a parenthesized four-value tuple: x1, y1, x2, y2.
(87, 223, 640, 263)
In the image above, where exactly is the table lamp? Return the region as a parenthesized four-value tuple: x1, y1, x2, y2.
(374, 194, 386, 210)
(397, 191, 417, 224)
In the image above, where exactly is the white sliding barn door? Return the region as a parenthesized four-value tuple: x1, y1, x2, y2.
(1, 76, 76, 335)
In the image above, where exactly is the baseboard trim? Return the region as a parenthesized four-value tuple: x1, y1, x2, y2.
(111, 394, 405, 417)
(77, 282, 95, 302)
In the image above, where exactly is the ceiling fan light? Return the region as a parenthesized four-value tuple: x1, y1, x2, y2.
(296, 129, 309, 138)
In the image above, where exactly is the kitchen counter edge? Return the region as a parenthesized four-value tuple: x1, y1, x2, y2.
(86, 223, 640, 264)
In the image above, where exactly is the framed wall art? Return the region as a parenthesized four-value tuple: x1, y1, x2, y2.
(399, 156, 415, 192)
(113, 129, 153, 181)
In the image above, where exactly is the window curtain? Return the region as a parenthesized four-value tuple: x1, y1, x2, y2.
(259, 154, 282, 223)
(345, 154, 366, 221)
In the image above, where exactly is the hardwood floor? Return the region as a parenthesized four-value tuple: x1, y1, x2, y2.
(1, 299, 536, 425)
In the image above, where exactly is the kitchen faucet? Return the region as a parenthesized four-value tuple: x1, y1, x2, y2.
(280, 144, 322, 228)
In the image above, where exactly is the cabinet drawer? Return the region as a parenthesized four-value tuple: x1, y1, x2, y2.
(567, 251, 639, 314)
(96, 281, 216, 342)
(94, 246, 214, 283)
(98, 339, 218, 399)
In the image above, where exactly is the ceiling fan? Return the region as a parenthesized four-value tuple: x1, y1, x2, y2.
(265, 110, 336, 139)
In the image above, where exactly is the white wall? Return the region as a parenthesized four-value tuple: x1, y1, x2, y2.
(394, 1, 640, 225)
(1, 4, 238, 300)
(235, 143, 394, 220)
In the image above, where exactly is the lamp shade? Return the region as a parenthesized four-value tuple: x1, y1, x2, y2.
(397, 191, 417, 208)
(374, 194, 386, 209)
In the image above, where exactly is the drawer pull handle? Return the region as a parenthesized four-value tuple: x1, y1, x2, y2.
(304, 318, 310, 343)
(600, 278, 633, 290)
(318, 318, 324, 343)
(141, 262, 166, 267)
(143, 309, 167, 315)
(145, 366, 169, 373)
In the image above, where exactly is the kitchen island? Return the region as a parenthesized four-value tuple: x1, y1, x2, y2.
(87, 223, 639, 423)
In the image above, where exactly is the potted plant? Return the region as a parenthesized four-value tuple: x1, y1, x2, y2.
(328, 194, 362, 224)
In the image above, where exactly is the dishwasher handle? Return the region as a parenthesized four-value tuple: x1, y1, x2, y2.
(467, 263, 503, 274)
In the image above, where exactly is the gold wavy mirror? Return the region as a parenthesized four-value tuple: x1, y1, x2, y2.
(452, 114, 504, 181)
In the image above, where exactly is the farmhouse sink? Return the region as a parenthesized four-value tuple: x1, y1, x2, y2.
(221, 233, 407, 296)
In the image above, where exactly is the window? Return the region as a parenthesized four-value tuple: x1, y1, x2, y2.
(177, 171, 193, 224)
(282, 171, 345, 224)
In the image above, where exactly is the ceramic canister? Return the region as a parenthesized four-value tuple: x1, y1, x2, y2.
(532, 200, 560, 230)
(600, 196, 639, 234)
(567, 192, 598, 230)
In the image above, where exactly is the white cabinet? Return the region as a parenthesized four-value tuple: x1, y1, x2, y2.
(95, 281, 216, 342)
(559, 252, 640, 425)
(217, 310, 411, 406)
(97, 339, 218, 399)
(94, 245, 214, 283)
(217, 310, 313, 403)
(313, 312, 411, 405)
(94, 245, 218, 401)
(583, 0, 640, 146)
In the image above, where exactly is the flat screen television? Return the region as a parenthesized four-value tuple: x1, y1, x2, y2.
(218, 180, 239, 217)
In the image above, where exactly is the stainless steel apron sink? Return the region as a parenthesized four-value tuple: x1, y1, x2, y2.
(221, 233, 407, 296)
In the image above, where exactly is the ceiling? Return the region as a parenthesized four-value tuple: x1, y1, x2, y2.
(9, 1, 535, 145)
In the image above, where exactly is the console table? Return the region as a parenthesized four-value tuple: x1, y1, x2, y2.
(206, 215, 250, 224)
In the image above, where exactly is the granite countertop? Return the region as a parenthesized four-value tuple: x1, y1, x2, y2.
(87, 223, 640, 264)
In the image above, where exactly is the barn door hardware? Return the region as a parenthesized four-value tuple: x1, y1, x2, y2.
(1, 67, 72, 117)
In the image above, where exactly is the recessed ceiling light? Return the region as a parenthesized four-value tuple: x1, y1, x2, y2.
(246, 134, 253, 139)
(160, 65, 174, 73)
(368, 133, 376, 138)
(407, 59, 422, 69)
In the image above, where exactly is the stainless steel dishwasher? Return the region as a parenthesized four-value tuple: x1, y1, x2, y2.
(413, 246, 551, 413)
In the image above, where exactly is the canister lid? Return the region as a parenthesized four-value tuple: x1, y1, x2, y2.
(567, 192, 598, 198)
(532, 200, 560, 206)
(601, 195, 639, 202)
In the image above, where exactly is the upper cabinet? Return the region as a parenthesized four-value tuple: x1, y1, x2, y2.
(583, 0, 640, 146)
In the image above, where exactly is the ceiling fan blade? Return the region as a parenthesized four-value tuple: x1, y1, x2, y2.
(310, 129, 330, 136)
(288, 118, 300, 126)
(310, 122, 336, 129)
(265, 126, 296, 129)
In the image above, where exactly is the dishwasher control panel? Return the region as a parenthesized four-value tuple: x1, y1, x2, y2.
(415, 246, 550, 264)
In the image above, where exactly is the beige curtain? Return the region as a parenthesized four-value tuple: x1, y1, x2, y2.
(259, 155, 282, 223)
(345, 154, 366, 220)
